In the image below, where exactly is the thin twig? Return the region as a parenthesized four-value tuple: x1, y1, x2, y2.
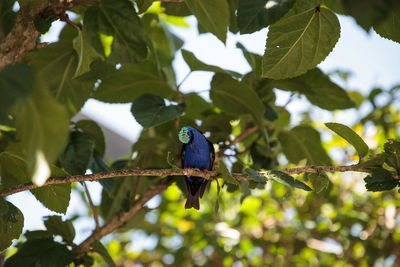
(1, 165, 395, 198)
(177, 71, 191, 89)
(72, 180, 168, 257)
(59, 13, 81, 31)
(82, 182, 100, 231)
(218, 125, 259, 157)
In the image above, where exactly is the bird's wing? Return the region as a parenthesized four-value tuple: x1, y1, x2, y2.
(180, 144, 186, 168)
(207, 139, 215, 171)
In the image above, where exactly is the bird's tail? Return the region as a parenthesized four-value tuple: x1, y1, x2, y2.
(184, 177, 208, 210)
(185, 190, 201, 210)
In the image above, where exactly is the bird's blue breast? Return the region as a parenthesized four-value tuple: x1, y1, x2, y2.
(183, 128, 211, 170)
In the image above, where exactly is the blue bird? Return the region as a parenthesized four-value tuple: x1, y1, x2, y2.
(178, 126, 215, 210)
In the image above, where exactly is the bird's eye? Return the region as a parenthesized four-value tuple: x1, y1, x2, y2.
(178, 127, 191, 144)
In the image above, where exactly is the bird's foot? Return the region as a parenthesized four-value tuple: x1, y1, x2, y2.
(184, 168, 190, 177)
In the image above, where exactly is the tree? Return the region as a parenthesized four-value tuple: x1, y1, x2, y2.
(0, 0, 399, 265)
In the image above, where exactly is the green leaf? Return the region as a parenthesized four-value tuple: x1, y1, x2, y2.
(236, 42, 262, 76)
(0, 63, 34, 125)
(92, 240, 116, 267)
(27, 42, 95, 115)
(268, 68, 355, 110)
(135, 0, 155, 13)
(210, 73, 265, 118)
(83, 0, 147, 64)
(265, 170, 312, 191)
(262, 0, 340, 79)
(185, 0, 230, 43)
(342, 0, 399, 31)
(131, 94, 186, 128)
(184, 94, 212, 119)
(237, 0, 294, 34)
(72, 29, 104, 78)
(4, 238, 73, 267)
(30, 166, 71, 214)
(0, 148, 72, 214)
(364, 168, 398, 192)
(162, 2, 192, 16)
(383, 139, 400, 171)
(181, 49, 240, 77)
(245, 168, 267, 184)
(325, 122, 369, 161)
(359, 153, 387, 168)
(217, 159, 239, 185)
(44, 216, 75, 245)
(0, 200, 24, 251)
(307, 173, 329, 193)
(60, 131, 94, 175)
(278, 125, 331, 165)
(374, 9, 400, 44)
(15, 87, 69, 186)
(93, 60, 174, 103)
(76, 119, 106, 156)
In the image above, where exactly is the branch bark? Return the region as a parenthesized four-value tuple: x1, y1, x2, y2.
(1, 165, 394, 198)
(72, 180, 168, 257)
(0, 0, 93, 69)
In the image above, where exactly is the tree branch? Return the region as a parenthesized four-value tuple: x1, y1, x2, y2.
(0, 0, 94, 69)
(1, 165, 396, 198)
(217, 125, 259, 157)
(72, 180, 169, 257)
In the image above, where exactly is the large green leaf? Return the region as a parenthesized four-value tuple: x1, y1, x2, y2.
(185, 0, 230, 43)
(210, 73, 265, 118)
(60, 131, 94, 175)
(83, 0, 147, 64)
(72, 29, 104, 78)
(262, 0, 340, 79)
(27, 42, 94, 115)
(0, 200, 24, 251)
(342, 0, 399, 31)
(0, 147, 71, 214)
(44, 216, 75, 245)
(325, 122, 369, 161)
(0, 64, 34, 124)
(30, 178, 71, 214)
(278, 125, 331, 165)
(364, 168, 398, 192)
(184, 94, 213, 119)
(4, 238, 73, 267)
(76, 120, 106, 156)
(237, 0, 294, 34)
(265, 170, 312, 191)
(93, 60, 174, 103)
(131, 94, 186, 128)
(374, 9, 400, 44)
(15, 87, 69, 186)
(267, 68, 355, 110)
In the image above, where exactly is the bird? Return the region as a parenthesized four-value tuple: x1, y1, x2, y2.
(178, 126, 215, 210)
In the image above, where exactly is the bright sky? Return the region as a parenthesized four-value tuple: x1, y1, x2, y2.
(6, 10, 400, 247)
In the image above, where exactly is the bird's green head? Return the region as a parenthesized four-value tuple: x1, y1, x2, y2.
(178, 127, 191, 144)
